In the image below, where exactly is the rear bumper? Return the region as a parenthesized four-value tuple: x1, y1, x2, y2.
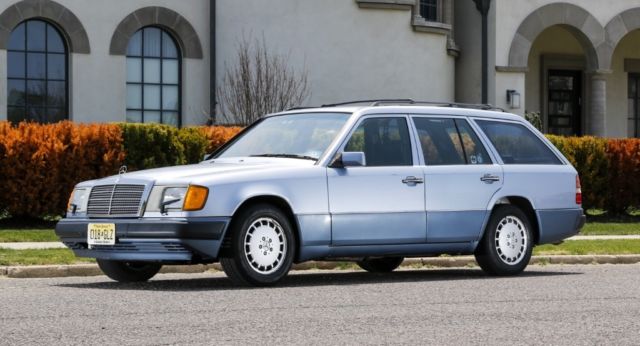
(55, 217, 231, 263)
(537, 209, 585, 244)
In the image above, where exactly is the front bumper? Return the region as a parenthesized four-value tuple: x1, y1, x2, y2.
(55, 217, 231, 263)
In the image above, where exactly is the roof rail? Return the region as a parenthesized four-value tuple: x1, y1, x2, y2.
(320, 99, 415, 107)
(285, 106, 314, 111)
(319, 99, 505, 112)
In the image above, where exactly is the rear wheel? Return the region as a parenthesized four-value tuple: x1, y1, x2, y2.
(357, 257, 404, 273)
(475, 205, 533, 276)
(220, 204, 295, 287)
(97, 260, 162, 282)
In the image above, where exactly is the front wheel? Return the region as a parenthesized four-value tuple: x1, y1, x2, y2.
(475, 205, 533, 276)
(220, 204, 295, 287)
(97, 260, 162, 282)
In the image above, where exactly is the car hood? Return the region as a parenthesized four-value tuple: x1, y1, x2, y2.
(79, 157, 316, 186)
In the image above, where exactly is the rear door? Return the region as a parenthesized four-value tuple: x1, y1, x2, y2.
(412, 116, 503, 243)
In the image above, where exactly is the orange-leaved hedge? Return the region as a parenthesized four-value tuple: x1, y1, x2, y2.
(546, 135, 640, 213)
(0, 122, 243, 218)
(0, 122, 125, 218)
(605, 139, 640, 213)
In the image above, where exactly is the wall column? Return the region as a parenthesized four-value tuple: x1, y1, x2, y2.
(443, 0, 459, 56)
(589, 72, 609, 136)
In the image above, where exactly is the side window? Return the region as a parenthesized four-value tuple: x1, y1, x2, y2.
(344, 117, 413, 166)
(476, 120, 562, 165)
(413, 118, 491, 165)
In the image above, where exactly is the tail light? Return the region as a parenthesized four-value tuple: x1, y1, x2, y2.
(576, 175, 582, 205)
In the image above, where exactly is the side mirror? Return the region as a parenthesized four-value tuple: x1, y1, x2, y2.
(330, 152, 366, 168)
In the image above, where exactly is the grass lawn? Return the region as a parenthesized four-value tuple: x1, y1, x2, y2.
(0, 240, 639, 267)
(580, 223, 640, 235)
(0, 248, 93, 266)
(534, 239, 640, 256)
(0, 229, 59, 242)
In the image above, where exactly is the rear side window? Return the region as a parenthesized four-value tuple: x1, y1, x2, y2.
(476, 120, 562, 165)
(413, 118, 491, 165)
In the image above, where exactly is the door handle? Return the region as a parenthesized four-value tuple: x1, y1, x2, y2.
(402, 176, 424, 185)
(480, 174, 500, 183)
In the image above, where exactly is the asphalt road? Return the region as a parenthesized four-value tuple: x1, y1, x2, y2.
(1, 264, 639, 345)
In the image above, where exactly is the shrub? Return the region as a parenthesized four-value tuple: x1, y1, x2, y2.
(605, 139, 640, 214)
(0, 122, 243, 219)
(200, 126, 243, 154)
(0, 122, 124, 218)
(118, 123, 186, 170)
(178, 127, 210, 164)
(546, 135, 609, 210)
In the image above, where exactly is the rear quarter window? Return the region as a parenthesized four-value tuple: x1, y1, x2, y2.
(475, 120, 562, 165)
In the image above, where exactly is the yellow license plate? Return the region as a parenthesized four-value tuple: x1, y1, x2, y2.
(87, 223, 116, 246)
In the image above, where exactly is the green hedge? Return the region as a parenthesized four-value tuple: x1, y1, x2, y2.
(118, 123, 210, 170)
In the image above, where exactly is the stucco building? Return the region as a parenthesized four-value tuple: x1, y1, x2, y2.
(0, 0, 639, 137)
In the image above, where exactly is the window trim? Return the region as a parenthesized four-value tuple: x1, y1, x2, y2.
(7, 19, 69, 123)
(334, 114, 419, 168)
(125, 26, 182, 127)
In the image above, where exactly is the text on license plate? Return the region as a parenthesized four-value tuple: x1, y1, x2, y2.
(87, 223, 116, 246)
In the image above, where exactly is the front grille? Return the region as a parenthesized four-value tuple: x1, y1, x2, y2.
(87, 184, 145, 217)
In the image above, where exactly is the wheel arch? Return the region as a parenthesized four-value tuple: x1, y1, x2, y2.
(224, 195, 301, 261)
(485, 196, 541, 245)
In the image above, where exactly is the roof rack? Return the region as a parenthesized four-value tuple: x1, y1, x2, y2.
(319, 99, 505, 112)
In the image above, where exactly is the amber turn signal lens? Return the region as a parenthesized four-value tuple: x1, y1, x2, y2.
(67, 190, 75, 212)
(183, 185, 209, 211)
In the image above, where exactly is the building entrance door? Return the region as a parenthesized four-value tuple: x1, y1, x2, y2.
(548, 70, 582, 136)
(629, 74, 640, 138)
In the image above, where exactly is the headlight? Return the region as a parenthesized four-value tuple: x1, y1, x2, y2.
(67, 188, 90, 214)
(162, 187, 187, 211)
(150, 185, 209, 213)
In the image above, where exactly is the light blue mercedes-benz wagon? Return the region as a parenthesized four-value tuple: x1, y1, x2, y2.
(56, 100, 585, 286)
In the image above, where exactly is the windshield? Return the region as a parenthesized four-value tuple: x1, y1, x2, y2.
(215, 113, 351, 161)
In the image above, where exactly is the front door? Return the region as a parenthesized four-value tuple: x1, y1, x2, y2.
(548, 70, 582, 136)
(327, 116, 426, 246)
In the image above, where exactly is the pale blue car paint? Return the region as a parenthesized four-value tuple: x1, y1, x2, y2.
(57, 106, 584, 263)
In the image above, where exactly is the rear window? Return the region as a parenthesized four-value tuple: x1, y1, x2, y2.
(476, 120, 562, 165)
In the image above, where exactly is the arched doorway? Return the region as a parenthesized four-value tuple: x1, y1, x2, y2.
(506, 3, 606, 136)
(525, 25, 589, 136)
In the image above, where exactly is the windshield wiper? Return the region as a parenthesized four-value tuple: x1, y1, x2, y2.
(250, 154, 318, 161)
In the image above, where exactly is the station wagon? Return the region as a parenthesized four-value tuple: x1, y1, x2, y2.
(56, 100, 586, 286)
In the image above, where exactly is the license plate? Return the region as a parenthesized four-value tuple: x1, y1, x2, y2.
(87, 223, 116, 246)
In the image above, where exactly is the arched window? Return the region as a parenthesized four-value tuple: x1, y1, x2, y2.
(7, 20, 68, 123)
(126, 27, 181, 126)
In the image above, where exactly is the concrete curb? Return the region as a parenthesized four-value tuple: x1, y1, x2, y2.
(2, 255, 640, 279)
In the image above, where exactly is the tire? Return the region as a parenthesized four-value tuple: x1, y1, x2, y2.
(97, 260, 162, 282)
(220, 204, 295, 287)
(357, 257, 404, 273)
(475, 205, 533, 276)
